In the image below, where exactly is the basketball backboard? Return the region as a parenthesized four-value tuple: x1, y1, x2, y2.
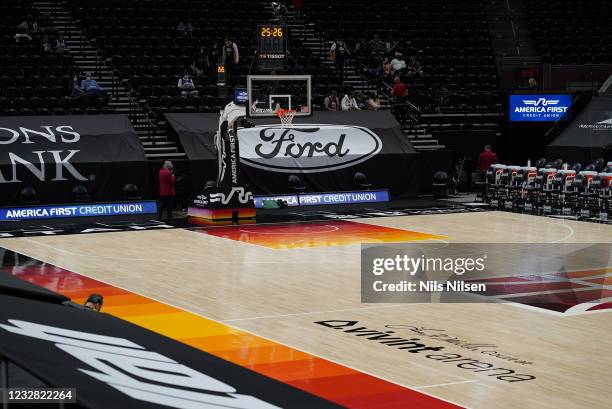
(247, 75, 312, 117)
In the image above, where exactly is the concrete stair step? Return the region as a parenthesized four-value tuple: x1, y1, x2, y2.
(145, 146, 178, 152)
(410, 139, 439, 145)
(415, 145, 446, 150)
(145, 152, 186, 159)
(141, 141, 175, 147)
(36, 0, 185, 158)
(139, 135, 170, 141)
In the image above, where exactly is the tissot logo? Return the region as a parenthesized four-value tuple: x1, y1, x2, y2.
(522, 98, 559, 106)
(238, 125, 382, 173)
(0, 125, 87, 183)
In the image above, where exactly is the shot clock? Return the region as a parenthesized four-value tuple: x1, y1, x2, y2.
(514, 66, 542, 88)
(257, 24, 287, 71)
(216, 63, 226, 86)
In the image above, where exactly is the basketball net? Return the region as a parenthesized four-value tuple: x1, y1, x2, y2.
(276, 108, 296, 127)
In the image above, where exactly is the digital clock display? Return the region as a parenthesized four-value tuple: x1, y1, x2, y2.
(260, 26, 284, 37)
(519, 67, 540, 78)
(515, 66, 541, 79)
(257, 24, 287, 71)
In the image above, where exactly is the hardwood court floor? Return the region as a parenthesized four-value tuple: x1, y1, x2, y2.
(2, 211, 612, 409)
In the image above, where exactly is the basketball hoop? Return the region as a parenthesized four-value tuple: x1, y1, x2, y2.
(276, 108, 296, 127)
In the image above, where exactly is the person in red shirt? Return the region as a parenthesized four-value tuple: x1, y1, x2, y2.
(477, 145, 498, 174)
(391, 76, 407, 98)
(158, 160, 176, 220)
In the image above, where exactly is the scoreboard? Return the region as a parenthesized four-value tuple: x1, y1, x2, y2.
(257, 25, 287, 71)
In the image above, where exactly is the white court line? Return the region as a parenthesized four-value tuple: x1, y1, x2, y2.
(0, 244, 470, 409)
(17, 237, 340, 264)
(415, 380, 478, 390)
(239, 225, 340, 235)
(489, 212, 576, 243)
(222, 303, 405, 322)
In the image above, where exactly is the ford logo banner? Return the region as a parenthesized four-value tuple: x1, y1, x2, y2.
(238, 125, 382, 173)
(509, 94, 572, 122)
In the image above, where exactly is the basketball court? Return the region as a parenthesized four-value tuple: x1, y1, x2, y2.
(1, 2, 611, 407)
(2, 210, 611, 408)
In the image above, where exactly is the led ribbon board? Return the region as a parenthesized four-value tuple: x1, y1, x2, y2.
(254, 190, 390, 208)
(0, 201, 157, 221)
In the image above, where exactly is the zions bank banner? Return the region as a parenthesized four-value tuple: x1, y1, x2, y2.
(0, 115, 147, 206)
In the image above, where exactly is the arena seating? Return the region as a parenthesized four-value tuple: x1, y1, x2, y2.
(527, 0, 612, 65)
(0, 0, 113, 116)
(301, 0, 502, 113)
(67, 0, 268, 115)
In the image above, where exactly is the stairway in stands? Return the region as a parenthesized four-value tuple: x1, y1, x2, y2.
(486, 0, 538, 58)
(32, 1, 185, 160)
(486, 0, 542, 87)
(266, 3, 378, 106)
(271, 4, 444, 151)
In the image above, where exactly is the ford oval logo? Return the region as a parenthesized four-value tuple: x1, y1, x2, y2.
(238, 125, 382, 173)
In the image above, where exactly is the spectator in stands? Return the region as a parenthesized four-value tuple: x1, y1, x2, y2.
(177, 20, 193, 38)
(367, 93, 381, 111)
(528, 77, 539, 89)
(392, 77, 407, 99)
(381, 58, 392, 78)
(390, 52, 407, 75)
(177, 71, 198, 97)
(324, 91, 340, 111)
(341, 92, 361, 111)
(70, 75, 85, 97)
(477, 145, 498, 175)
(81, 73, 105, 96)
(330, 38, 349, 83)
(18, 15, 38, 35)
(222, 38, 240, 84)
(158, 160, 176, 220)
(355, 92, 367, 110)
(406, 56, 423, 78)
(71, 85, 85, 98)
